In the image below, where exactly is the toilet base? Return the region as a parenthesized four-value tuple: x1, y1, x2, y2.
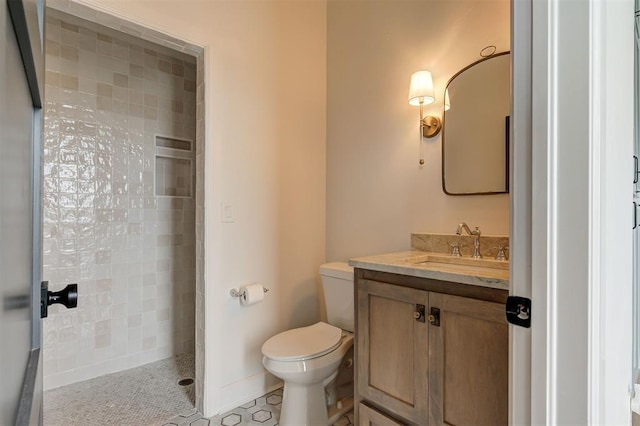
(280, 381, 328, 426)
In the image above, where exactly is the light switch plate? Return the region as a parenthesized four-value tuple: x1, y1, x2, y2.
(222, 202, 234, 223)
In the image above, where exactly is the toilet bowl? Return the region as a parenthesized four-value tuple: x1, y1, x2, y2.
(261, 262, 354, 426)
(263, 322, 353, 425)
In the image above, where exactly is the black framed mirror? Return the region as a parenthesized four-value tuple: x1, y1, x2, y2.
(442, 52, 510, 195)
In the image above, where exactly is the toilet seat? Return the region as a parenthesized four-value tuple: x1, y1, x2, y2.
(262, 322, 342, 362)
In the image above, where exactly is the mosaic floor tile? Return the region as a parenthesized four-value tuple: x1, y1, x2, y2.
(44, 353, 195, 426)
(44, 353, 352, 426)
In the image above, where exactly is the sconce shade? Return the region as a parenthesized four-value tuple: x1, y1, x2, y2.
(444, 88, 450, 111)
(408, 70, 435, 106)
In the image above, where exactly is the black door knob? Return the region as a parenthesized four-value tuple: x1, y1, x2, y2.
(47, 284, 78, 309)
(41, 282, 78, 318)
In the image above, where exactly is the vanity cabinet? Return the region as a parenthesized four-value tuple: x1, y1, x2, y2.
(358, 402, 405, 426)
(355, 269, 508, 426)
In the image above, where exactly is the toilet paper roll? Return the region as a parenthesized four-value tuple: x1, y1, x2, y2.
(241, 284, 265, 306)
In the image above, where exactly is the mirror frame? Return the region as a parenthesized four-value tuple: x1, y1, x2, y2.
(441, 51, 510, 196)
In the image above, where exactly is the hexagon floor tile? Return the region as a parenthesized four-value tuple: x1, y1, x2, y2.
(190, 419, 211, 426)
(220, 413, 242, 426)
(203, 387, 353, 426)
(265, 394, 282, 406)
(239, 399, 256, 409)
(251, 409, 272, 423)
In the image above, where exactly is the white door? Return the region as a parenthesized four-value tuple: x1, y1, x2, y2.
(0, 0, 44, 424)
(510, 0, 634, 424)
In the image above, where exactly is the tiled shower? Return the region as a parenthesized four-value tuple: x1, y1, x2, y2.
(42, 11, 197, 390)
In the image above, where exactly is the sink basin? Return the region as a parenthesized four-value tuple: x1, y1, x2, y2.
(402, 253, 508, 276)
(413, 260, 506, 275)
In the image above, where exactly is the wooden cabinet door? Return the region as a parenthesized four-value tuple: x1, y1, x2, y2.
(428, 293, 508, 426)
(357, 280, 429, 424)
(358, 402, 406, 426)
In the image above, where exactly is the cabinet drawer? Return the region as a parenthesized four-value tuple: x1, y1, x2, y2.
(358, 403, 406, 426)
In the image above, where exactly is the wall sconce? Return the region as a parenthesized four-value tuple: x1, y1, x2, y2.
(408, 70, 442, 165)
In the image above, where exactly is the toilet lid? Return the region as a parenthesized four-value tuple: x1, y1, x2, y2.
(262, 322, 342, 361)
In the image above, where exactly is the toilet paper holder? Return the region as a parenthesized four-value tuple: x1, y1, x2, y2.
(229, 286, 269, 298)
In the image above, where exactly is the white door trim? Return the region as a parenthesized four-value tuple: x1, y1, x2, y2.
(587, 0, 634, 424)
(509, 0, 556, 423)
(587, 0, 604, 421)
(530, 0, 553, 421)
(509, 0, 533, 423)
(515, 0, 635, 424)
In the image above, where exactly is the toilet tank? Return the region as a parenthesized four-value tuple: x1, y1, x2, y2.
(319, 262, 354, 332)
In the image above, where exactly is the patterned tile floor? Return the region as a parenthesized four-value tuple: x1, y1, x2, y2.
(163, 387, 353, 426)
(44, 353, 353, 426)
(44, 353, 197, 426)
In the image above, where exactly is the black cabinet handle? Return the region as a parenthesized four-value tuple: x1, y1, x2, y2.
(414, 304, 425, 322)
(428, 307, 440, 327)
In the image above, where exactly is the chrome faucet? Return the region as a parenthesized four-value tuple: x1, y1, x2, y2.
(456, 222, 482, 258)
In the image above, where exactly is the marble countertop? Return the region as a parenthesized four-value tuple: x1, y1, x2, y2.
(349, 250, 509, 291)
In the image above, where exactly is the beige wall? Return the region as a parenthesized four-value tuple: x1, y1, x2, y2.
(77, 0, 327, 415)
(327, 0, 510, 261)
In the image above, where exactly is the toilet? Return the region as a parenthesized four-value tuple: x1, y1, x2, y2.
(261, 262, 354, 426)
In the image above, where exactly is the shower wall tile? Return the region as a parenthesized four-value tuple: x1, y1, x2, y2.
(43, 14, 197, 391)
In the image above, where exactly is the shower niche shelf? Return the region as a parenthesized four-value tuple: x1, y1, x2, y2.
(155, 135, 194, 198)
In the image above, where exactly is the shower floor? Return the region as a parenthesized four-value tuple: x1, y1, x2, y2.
(44, 353, 197, 426)
(43, 353, 354, 425)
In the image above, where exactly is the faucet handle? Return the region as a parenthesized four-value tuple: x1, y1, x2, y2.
(494, 245, 508, 261)
(450, 243, 461, 258)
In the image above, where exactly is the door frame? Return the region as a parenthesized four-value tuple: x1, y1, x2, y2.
(509, 0, 533, 422)
(510, 0, 634, 423)
(585, 0, 633, 422)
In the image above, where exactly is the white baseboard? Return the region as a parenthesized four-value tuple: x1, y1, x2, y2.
(212, 371, 283, 415)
